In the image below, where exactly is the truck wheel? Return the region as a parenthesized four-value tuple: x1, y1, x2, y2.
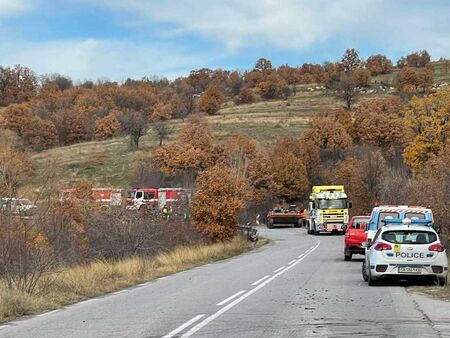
(438, 277, 447, 287)
(344, 253, 352, 261)
(267, 221, 273, 229)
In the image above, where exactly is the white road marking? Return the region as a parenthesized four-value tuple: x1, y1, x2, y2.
(216, 290, 246, 306)
(288, 259, 296, 265)
(112, 290, 127, 295)
(297, 253, 305, 259)
(180, 241, 321, 338)
(37, 309, 60, 317)
(162, 314, 205, 338)
(274, 266, 286, 273)
(251, 274, 270, 286)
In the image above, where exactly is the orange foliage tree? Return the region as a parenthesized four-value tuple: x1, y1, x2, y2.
(366, 54, 393, 75)
(403, 89, 450, 170)
(303, 116, 353, 152)
(94, 113, 121, 140)
(191, 165, 246, 241)
(199, 84, 224, 115)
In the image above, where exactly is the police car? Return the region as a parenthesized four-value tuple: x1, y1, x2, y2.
(362, 218, 448, 286)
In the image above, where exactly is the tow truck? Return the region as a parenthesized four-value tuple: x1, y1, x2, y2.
(307, 185, 350, 235)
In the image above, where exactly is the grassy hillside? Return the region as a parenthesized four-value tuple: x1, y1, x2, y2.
(28, 60, 450, 189)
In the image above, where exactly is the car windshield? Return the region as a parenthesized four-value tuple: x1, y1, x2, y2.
(318, 199, 347, 209)
(127, 191, 135, 198)
(382, 230, 437, 244)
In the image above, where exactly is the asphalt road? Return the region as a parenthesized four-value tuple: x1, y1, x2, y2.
(1, 227, 450, 338)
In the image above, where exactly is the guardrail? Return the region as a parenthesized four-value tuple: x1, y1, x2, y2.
(237, 223, 259, 242)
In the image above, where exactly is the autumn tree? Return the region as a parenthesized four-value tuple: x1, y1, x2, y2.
(41, 73, 73, 91)
(341, 48, 362, 73)
(0, 65, 38, 106)
(257, 74, 291, 100)
(270, 151, 309, 201)
(254, 58, 273, 73)
(0, 146, 32, 196)
(353, 98, 406, 148)
(337, 73, 357, 110)
(94, 113, 121, 140)
(149, 101, 173, 146)
(352, 68, 372, 87)
(199, 84, 224, 115)
(303, 116, 353, 152)
(397, 50, 431, 68)
(191, 165, 246, 241)
(234, 87, 255, 105)
(119, 110, 148, 149)
(152, 115, 214, 187)
(403, 89, 450, 170)
(366, 54, 393, 75)
(394, 66, 434, 97)
(332, 157, 371, 216)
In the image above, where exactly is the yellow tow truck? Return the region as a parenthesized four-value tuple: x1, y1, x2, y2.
(306, 185, 351, 235)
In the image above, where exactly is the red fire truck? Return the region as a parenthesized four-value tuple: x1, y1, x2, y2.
(126, 187, 188, 210)
(60, 188, 123, 207)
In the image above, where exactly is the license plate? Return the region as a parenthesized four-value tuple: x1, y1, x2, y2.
(398, 266, 422, 273)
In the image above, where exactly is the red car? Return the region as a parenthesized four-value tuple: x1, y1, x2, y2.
(344, 216, 370, 261)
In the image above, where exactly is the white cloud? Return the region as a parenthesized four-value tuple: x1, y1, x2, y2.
(0, 0, 33, 16)
(89, 0, 450, 57)
(0, 38, 217, 80)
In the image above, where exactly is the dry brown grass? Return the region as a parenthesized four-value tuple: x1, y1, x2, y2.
(0, 236, 268, 323)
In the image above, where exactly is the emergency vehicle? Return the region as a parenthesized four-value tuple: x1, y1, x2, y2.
(365, 205, 434, 242)
(126, 187, 189, 211)
(59, 188, 123, 207)
(362, 218, 447, 286)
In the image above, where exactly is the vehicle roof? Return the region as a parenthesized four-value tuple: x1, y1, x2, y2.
(380, 224, 436, 233)
(0, 197, 31, 201)
(352, 215, 370, 219)
(373, 205, 431, 212)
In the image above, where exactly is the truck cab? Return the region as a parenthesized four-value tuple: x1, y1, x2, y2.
(307, 185, 350, 235)
(365, 205, 434, 242)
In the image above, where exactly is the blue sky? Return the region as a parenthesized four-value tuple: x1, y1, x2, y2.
(0, 0, 449, 81)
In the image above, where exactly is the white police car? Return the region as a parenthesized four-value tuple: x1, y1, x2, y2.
(362, 218, 448, 286)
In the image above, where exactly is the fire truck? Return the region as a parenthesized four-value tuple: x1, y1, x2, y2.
(126, 187, 189, 211)
(59, 188, 123, 207)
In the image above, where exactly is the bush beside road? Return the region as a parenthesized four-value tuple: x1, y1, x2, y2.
(0, 235, 268, 323)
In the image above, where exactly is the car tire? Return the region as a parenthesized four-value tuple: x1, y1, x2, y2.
(344, 253, 352, 261)
(368, 269, 379, 286)
(438, 277, 448, 287)
(362, 260, 369, 282)
(267, 222, 273, 229)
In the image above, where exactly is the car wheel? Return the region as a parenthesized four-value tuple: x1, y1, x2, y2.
(362, 260, 368, 282)
(267, 222, 273, 229)
(344, 253, 352, 261)
(438, 277, 448, 287)
(368, 269, 379, 286)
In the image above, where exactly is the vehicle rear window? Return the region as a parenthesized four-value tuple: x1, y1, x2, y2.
(404, 212, 425, 220)
(377, 212, 399, 228)
(352, 219, 367, 229)
(382, 230, 437, 244)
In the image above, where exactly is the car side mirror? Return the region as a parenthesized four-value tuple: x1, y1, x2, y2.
(361, 241, 371, 248)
